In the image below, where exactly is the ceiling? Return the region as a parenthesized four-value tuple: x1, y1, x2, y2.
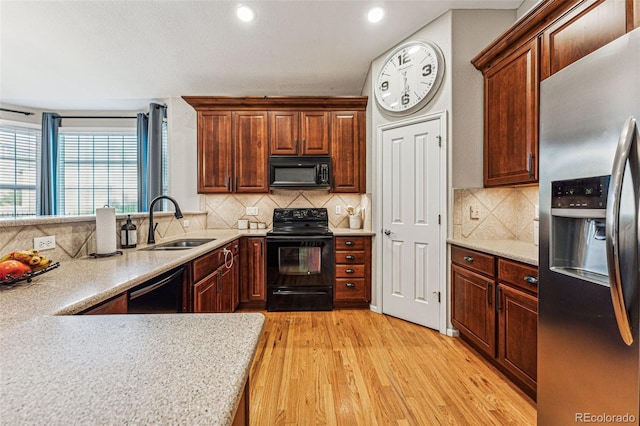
(0, 0, 523, 112)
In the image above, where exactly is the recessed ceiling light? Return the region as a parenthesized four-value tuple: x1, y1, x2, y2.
(237, 5, 255, 22)
(368, 7, 384, 23)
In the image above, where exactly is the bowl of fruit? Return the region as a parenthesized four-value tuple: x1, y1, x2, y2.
(0, 249, 59, 285)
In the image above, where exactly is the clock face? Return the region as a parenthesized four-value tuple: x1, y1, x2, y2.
(375, 41, 444, 115)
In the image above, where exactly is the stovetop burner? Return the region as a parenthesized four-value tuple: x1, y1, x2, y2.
(269, 208, 332, 236)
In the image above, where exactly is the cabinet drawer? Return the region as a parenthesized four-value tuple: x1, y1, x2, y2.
(498, 258, 538, 294)
(336, 264, 365, 278)
(451, 246, 495, 277)
(335, 250, 366, 264)
(335, 237, 365, 250)
(193, 250, 222, 283)
(335, 278, 368, 300)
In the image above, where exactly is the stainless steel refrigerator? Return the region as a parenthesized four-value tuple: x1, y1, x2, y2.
(538, 28, 640, 425)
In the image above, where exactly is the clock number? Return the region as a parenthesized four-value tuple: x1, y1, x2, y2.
(381, 81, 389, 91)
(401, 93, 410, 106)
(422, 64, 432, 77)
(398, 52, 410, 66)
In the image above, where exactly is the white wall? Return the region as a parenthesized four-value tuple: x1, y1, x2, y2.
(517, 0, 543, 19)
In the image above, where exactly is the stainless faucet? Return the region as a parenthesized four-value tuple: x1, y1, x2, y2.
(147, 195, 183, 244)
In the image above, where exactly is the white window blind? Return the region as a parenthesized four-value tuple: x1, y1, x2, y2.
(0, 124, 38, 217)
(58, 130, 138, 215)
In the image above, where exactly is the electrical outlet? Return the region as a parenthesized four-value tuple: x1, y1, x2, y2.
(335, 205, 341, 214)
(470, 206, 480, 220)
(183, 219, 190, 228)
(34, 236, 56, 251)
(246, 206, 259, 216)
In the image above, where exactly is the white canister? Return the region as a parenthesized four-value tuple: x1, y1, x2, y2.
(238, 219, 249, 229)
(250, 222, 258, 230)
(349, 215, 361, 229)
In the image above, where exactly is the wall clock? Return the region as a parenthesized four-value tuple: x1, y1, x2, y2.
(374, 40, 445, 115)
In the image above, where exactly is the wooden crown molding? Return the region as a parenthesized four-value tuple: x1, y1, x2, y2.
(182, 96, 369, 111)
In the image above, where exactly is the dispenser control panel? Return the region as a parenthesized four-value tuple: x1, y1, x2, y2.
(552, 175, 609, 209)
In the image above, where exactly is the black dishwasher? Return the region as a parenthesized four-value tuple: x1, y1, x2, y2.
(128, 266, 187, 314)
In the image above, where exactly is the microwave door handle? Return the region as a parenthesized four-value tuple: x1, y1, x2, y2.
(605, 116, 639, 346)
(315, 163, 320, 184)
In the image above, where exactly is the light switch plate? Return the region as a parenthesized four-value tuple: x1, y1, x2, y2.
(470, 206, 480, 220)
(335, 206, 341, 214)
(246, 206, 259, 216)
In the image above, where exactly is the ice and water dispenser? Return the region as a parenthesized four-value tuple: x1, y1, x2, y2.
(550, 176, 610, 286)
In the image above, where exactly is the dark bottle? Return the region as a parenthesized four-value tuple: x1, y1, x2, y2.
(120, 215, 137, 249)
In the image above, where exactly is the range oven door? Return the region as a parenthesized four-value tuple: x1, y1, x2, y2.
(266, 235, 334, 311)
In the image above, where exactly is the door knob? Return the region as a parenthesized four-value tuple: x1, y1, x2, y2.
(383, 229, 391, 236)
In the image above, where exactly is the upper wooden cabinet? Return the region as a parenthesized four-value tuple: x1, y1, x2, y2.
(269, 111, 330, 155)
(472, 0, 637, 187)
(331, 111, 365, 193)
(233, 111, 269, 192)
(183, 96, 368, 194)
(484, 38, 539, 186)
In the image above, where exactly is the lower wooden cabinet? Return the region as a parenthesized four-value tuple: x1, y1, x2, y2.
(81, 293, 128, 315)
(192, 239, 240, 313)
(334, 236, 371, 308)
(451, 245, 538, 399)
(240, 237, 266, 309)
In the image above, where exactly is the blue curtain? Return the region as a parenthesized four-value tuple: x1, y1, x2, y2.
(147, 103, 166, 211)
(137, 103, 165, 212)
(38, 113, 61, 215)
(136, 112, 149, 212)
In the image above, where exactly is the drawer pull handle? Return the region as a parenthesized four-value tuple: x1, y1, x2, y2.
(345, 255, 355, 260)
(345, 241, 355, 246)
(346, 282, 356, 288)
(464, 256, 474, 263)
(345, 269, 355, 274)
(524, 275, 539, 285)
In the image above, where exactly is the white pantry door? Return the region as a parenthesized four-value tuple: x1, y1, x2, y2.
(381, 116, 442, 329)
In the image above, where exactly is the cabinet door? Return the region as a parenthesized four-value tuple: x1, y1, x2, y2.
(541, 0, 627, 80)
(484, 38, 539, 187)
(232, 254, 240, 311)
(241, 237, 266, 302)
(331, 111, 364, 193)
(198, 111, 232, 193)
(451, 264, 496, 357)
(82, 293, 128, 315)
(193, 273, 218, 313)
(269, 111, 299, 155)
(300, 111, 330, 155)
(217, 264, 234, 313)
(233, 111, 269, 192)
(497, 284, 538, 396)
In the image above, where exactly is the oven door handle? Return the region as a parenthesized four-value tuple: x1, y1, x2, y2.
(266, 235, 333, 241)
(272, 290, 329, 295)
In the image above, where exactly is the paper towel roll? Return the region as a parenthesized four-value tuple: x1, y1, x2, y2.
(96, 207, 117, 254)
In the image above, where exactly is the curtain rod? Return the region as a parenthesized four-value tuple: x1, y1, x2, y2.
(58, 115, 137, 119)
(0, 108, 34, 116)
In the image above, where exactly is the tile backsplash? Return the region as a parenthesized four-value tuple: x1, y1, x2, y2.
(200, 191, 372, 230)
(0, 212, 207, 261)
(453, 186, 539, 243)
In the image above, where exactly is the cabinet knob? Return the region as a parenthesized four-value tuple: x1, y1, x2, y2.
(345, 255, 355, 260)
(345, 241, 355, 246)
(345, 282, 355, 288)
(463, 256, 474, 263)
(345, 269, 355, 274)
(524, 275, 538, 284)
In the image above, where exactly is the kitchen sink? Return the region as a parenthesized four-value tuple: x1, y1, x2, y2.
(143, 238, 216, 251)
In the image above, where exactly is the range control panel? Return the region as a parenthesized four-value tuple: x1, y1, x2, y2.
(552, 175, 610, 209)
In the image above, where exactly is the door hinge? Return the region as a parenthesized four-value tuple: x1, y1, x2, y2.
(438, 215, 441, 225)
(437, 291, 441, 303)
(437, 135, 442, 147)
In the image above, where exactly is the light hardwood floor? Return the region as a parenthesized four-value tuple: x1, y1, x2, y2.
(248, 310, 536, 425)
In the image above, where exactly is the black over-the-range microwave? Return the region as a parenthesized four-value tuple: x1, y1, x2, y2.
(269, 155, 331, 190)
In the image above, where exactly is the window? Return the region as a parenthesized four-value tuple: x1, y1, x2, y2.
(58, 129, 139, 215)
(0, 123, 39, 217)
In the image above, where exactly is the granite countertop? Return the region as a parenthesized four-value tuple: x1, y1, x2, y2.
(0, 228, 268, 425)
(448, 238, 539, 266)
(0, 313, 265, 425)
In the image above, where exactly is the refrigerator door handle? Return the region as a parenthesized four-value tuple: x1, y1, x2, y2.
(605, 116, 640, 346)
